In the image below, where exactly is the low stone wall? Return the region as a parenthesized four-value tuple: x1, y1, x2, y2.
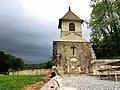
(9, 69, 51, 75)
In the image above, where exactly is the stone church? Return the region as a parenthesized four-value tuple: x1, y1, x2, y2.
(53, 7, 96, 74)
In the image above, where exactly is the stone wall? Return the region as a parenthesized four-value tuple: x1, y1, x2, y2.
(53, 41, 96, 74)
(9, 69, 51, 75)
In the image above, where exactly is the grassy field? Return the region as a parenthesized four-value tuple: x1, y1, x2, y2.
(0, 75, 46, 90)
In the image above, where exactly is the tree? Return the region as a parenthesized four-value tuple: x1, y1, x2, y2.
(0, 51, 25, 74)
(14, 58, 24, 70)
(88, 0, 120, 58)
(6, 54, 15, 69)
(0, 51, 9, 73)
(46, 61, 52, 69)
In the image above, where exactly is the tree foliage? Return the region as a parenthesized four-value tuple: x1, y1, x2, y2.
(89, 0, 120, 58)
(0, 51, 24, 74)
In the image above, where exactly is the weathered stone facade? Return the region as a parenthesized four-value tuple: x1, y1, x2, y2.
(53, 41, 96, 74)
(52, 7, 96, 74)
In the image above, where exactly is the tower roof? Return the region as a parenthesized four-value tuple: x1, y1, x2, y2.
(61, 7, 81, 21)
(58, 7, 84, 28)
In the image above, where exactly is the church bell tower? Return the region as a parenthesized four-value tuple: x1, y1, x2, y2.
(53, 7, 96, 74)
(58, 7, 84, 39)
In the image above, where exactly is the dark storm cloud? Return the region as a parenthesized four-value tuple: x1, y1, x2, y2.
(0, 0, 59, 64)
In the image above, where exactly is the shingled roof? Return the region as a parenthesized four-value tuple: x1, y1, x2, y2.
(58, 7, 84, 29)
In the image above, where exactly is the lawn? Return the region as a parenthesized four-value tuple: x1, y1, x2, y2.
(0, 74, 46, 90)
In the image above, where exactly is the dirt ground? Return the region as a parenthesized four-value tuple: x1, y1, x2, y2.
(21, 76, 50, 90)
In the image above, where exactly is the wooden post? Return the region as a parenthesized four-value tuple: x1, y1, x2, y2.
(115, 70, 118, 81)
(108, 65, 111, 79)
(108, 69, 110, 79)
(99, 71, 101, 79)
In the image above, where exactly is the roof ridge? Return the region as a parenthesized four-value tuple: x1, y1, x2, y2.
(61, 10, 81, 20)
(58, 9, 84, 29)
(69, 11, 81, 19)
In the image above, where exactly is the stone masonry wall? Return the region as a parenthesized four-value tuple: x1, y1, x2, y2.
(9, 69, 51, 75)
(53, 41, 96, 74)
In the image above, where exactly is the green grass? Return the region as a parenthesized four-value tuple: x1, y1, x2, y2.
(0, 75, 46, 90)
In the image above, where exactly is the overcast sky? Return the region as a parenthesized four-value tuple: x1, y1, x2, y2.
(0, 0, 91, 64)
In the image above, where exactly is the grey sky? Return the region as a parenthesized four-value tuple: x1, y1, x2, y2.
(0, 0, 91, 64)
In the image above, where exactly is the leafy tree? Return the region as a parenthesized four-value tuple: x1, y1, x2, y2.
(46, 60, 52, 69)
(0, 51, 8, 63)
(0, 51, 9, 73)
(89, 0, 120, 58)
(6, 54, 15, 69)
(0, 51, 25, 74)
(14, 58, 24, 70)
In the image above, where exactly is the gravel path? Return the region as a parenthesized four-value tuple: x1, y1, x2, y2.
(62, 76, 120, 90)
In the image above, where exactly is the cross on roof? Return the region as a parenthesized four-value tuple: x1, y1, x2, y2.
(68, 0, 71, 6)
(67, 0, 72, 8)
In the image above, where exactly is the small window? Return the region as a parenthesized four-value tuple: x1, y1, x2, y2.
(69, 23, 75, 31)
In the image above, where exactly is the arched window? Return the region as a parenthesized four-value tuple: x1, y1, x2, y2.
(69, 23, 75, 31)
